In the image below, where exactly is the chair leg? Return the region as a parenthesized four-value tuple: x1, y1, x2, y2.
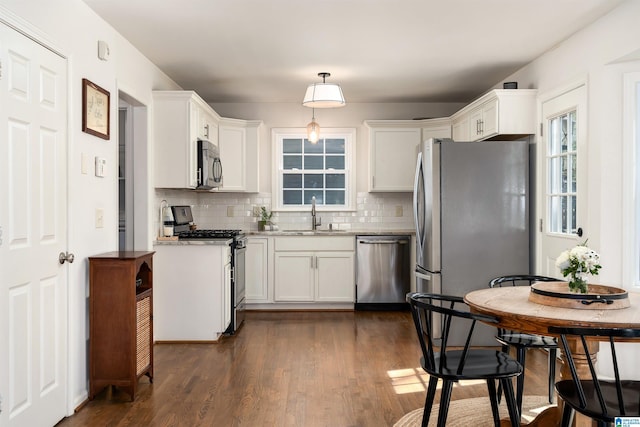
(548, 348, 557, 404)
(486, 379, 501, 427)
(560, 402, 574, 427)
(436, 380, 454, 427)
(422, 376, 439, 427)
(515, 347, 527, 415)
(501, 377, 520, 427)
(496, 344, 510, 404)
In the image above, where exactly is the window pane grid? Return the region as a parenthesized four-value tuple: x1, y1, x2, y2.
(547, 111, 578, 234)
(280, 136, 348, 207)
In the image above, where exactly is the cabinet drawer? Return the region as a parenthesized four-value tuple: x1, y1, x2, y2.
(274, 236, 354, 251)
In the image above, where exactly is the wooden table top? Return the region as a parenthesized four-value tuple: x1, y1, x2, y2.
(464, 286, 640, 336)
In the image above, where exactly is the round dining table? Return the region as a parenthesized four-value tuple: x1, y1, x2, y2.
(464, 286, 640, 427)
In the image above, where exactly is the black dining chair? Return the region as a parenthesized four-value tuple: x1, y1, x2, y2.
(489, 275, 559, 410)
(406, 292, 522, 427)
(548, 326, 640, 427)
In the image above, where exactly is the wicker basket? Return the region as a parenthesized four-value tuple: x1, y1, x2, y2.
(136, 296, 151, 375)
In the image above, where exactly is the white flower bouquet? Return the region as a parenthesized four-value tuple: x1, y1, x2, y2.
(555, 241, 602, 293)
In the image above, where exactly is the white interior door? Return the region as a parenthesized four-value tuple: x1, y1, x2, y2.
(0, 22, 68, 426)
(538, 85, 588, 277)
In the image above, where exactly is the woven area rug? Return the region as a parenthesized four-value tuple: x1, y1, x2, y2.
(394, 395, 554, 427)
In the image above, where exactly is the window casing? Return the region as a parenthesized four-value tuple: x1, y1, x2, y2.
(272, 128, 356, 211)
(547, 110, 577, 235)
(622, 72, 640, 290)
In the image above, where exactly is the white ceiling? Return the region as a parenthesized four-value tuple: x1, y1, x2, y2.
(82, 0, 623, 104)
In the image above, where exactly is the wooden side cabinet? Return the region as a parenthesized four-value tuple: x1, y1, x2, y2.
(88, 251, 155, 401)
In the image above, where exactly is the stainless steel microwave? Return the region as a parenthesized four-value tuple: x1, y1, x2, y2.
(197, 139, 222, 190)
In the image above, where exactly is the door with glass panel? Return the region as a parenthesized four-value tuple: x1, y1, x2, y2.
(538, 85, 588, 276)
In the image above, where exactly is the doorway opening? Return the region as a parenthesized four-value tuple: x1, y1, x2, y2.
(118, 91, 149, 251)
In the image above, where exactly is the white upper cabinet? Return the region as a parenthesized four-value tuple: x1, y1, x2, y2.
(218, 118, 262, 192)
(198, 107, 218, 143)
(153, 90, 262, 192)
(421, 117, 452, 141)
(452, 114, 470, 141)
(366, 121, 422, 192)
(451, 89, 537, 141)
(153, 91, 220, 189)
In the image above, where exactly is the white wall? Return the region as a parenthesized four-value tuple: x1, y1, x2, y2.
(494, 0, 640, 288)
(0, 0, 180, 413)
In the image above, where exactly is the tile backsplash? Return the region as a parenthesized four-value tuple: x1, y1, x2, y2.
(155, 190, 413, 234)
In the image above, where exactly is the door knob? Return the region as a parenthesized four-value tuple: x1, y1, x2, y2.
(576, 227, 583, 237)
(59, 252, 75, 264)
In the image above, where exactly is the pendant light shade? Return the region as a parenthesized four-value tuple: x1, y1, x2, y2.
(302, 72, 346, 108)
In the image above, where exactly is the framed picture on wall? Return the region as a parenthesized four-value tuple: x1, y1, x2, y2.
(82, 78, 110, 140)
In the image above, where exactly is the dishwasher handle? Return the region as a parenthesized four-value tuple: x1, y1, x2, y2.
(358, 239, 408, 245)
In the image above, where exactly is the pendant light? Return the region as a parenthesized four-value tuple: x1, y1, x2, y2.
(302, 72, 346, 108)
(307, 108, 320, 143)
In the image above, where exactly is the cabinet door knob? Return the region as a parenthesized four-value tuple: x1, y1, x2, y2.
(59, 252, 75, 264)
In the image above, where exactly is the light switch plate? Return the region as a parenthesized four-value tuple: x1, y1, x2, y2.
(95, 157, 106, 177)
(95, 208, 104, 228)
(395, 205, 403, 217)
(227, 206, 234, 217)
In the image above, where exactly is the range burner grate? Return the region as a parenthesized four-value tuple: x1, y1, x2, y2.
(177, 229, 242, 239)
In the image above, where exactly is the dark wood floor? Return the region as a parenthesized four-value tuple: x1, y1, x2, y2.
(57, 310, 554, 427)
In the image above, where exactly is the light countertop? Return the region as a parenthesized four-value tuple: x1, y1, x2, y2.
(245, 229, 414, 237)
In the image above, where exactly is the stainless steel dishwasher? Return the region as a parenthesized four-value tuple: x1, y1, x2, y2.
(355, 235, 411, 310)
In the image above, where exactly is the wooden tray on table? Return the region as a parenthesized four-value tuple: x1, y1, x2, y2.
(529, 281, 630, 310)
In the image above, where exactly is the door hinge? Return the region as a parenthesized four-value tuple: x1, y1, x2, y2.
(539, 218, 543, 232)
(539, 123, 543, 137)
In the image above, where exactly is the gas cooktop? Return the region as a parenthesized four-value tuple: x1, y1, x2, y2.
(177, 229, 243, 240)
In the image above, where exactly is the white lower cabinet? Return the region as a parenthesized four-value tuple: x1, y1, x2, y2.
(153, 243, 231, 341)
(274, 252, 315, 301)
(314, 252, 355, 302)
(246, 237, 270, 302)
(273, 236, 355, 303)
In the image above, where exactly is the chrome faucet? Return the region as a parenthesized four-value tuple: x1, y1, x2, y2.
(311, 196, 321, 230)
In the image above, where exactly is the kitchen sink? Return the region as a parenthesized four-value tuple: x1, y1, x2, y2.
(277, 229, 347, 234)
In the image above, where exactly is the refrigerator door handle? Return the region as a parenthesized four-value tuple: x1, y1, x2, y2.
(415, 269, 431, 281)
(413, 151, 425, 254)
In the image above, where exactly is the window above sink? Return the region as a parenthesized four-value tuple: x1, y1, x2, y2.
(271, 128, 357, 212)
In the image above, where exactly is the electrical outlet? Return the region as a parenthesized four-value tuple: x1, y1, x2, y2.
(395, 205, 403, 217)
(227, 206, 234, 217)
(95, 208, 104, 228)
(253, 206, 261, 217)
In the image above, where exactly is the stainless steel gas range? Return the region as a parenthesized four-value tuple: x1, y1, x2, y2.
(171, 206, 246, 334)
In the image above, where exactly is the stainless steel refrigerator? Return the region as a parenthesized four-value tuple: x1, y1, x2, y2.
(413, 138, 530, 345)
